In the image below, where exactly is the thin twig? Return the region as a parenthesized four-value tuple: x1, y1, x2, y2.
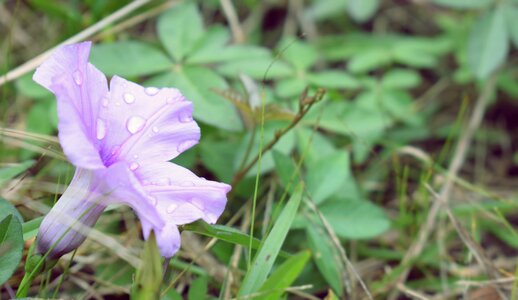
(220, 0, 246, 43)
(231, 88, 325, 187)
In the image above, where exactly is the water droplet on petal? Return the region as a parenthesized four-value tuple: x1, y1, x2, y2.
(133, 154, 139, 159)
(123, 93, 135, 104)
(179, 112, 192, 123)
(152, 126, 159, 133)
(126, 116, 146, 134)
(177, 140, 197, 153)
(96, 119, 106, 140)
(73, 70, 82, 85)
(166, 203, 178, 214)
(129, 162, 139, 171)
(145, 87, 159, 96)
(149, 197, 157, 206)
(102, 97, 109, 107)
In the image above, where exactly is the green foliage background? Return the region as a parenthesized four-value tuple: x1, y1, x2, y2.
(1, 0, 518, 298)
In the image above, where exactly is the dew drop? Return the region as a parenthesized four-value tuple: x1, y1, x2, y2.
(133, 154, 139, 159)
(149, 197, 158, 206)
(96, 119, 106, 140)
(166, 203, 178, 214)
(126, 116, 146, 134)
(129, 162, 139, 171)
(145, 87, 159, 96)
(123, 93, 135, 104)
(178, 112, 192, 123)
(152, 126, 159, 133)
(72, 70, 82, 85)
(177, 140, 197, 153)
(102, 97, 109, 107)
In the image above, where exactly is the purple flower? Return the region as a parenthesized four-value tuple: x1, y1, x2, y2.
(33, 42, 230, 258)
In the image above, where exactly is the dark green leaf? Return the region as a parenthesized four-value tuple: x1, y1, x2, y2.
(258, 251, 311, 300)
(188, 276, 208, 300)
(306, 224, 343, 295)
(0, 199, 24, 285)
(238, 184, 304, 295)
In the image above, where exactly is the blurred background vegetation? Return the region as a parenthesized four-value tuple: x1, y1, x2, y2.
(1, 0, 518, 299)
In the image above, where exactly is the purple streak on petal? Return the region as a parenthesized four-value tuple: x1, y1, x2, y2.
(36, 169, 107, 258)
(136, 162, 231, 225)
(33, 42, 107, 169)
(98, 76, 200, 167)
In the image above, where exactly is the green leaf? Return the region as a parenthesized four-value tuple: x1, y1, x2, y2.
(306, 151, 351, 204)
(22, 217, 43, 241)
(158, 2, 204, 62)
(346, 0, 380, 23)
(27, 100, 55, 135)
(432, 0, 492, 9)
(272, 150, 297, 191)
(275, 78, 307, 98)
(131, 232, 163, 300)
(305, 0, 347, 20)
(189, 44, 270, 65)
(0, 161, 34, 187)
(381, 69, 422, 89)
(468, 6, 509, 80)
(147, 66, 242, 131)
(234, 122, 296, 177)
(217, 58, 294, 80)
(278, 38, 319, 71)
(504, 5, 518, 48)
(306, 224, 343, 295)
(15, 73, 51, 99)
(200, 140, 240, 183)
(187, 25, 231, 63)
(0, 199, 24, 285)
(392, 43, 437, 68)
(238, 184, 304, 296)
(188, 276, 208, 300)
(257, 251, 311, 300)
(348, 49, 392, 73)
(183, 221, 265, 253)
(90, 41, 172, 77)
(319, 198, 390, 239)
(307, 71, 360, 89)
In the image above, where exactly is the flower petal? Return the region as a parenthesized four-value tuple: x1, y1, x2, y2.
(37, 163, 165, 259)
(98, 76, 200, 167)
(36, 169, 107, 258)
(135, 162, 231, 225)
(33, 42, 107, 169)
(103, 162, 165, 230)
(141, 222, 181, 258)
